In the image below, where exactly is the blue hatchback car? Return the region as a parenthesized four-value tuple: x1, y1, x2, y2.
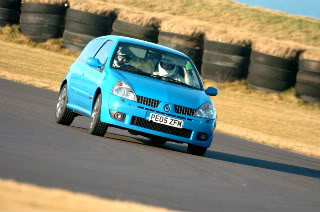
(56, 35, 218, 156)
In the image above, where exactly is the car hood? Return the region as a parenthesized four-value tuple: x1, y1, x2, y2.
(112, 70, 211, 109)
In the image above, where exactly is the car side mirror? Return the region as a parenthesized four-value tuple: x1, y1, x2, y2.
(205, 87, 218, 96)
(86, 57, 103, 68)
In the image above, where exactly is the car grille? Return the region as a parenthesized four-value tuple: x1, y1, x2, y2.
(131, 116, 192, 138)
(137, 95, 160, 108)
(174, 105, 196, 116)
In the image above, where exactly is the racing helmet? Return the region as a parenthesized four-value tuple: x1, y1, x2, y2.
(158, 58, 176, 77)
(114, 47, 132, 67)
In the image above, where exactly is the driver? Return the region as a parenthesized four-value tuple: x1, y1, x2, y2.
(113, 47, 133, 68)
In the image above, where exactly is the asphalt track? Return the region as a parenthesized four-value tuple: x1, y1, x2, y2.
(0, 79, 319, 212)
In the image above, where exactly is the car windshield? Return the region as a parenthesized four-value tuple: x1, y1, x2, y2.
(111, 43, 203, 90)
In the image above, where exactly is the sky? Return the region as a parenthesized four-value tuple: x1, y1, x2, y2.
(236, 0, 320, 19)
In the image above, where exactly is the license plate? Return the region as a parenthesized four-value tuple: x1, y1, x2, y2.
(149, 113, 183, 128)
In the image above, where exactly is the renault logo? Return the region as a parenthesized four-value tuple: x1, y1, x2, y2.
(163, 104, 171, 112)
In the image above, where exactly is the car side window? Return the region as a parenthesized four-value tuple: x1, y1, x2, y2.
(94, 40, 114, 65)
(78, 38, 105, 63)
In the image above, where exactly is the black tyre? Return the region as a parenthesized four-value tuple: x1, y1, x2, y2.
(112, 19, 158, 43)
(202, 50, 249, 68)
(19, 13, 65, 26)
(299, 59, 320, 73)
(248, 72, 294, 92)
(295, 71, 320, 102)
(0, 0, 21, 10)
(250, 51, 298, 70)
(149, 136, 167, 145)
(56, 84, 75, 125)
(65, 8, 114, 37)
(0, 8, 19, 26)
(63, 30, 95, 52)
(202, 39, 251, 81)
(89, 94, 108, 136)
(247, 60, 297, 92)
(204, 40, 251, 57)
(248, 61, 297, 81)
(20, 23, 62, 37)
(201, 63, 245, 82)
(187, 144, 207, 156)
(159, 31, 203, 48)
(21, 3, 67, 15)
(65, 21, 111, 37)
(66, 9, 115, 26)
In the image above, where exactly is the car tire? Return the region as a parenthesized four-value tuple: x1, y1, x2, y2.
(149, 136, 167, 145)
(187, 144, 207, 156)
(89, 94, 108, 136)
(55, 84, 75, 125)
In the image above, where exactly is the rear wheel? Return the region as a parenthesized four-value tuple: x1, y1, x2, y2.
(55, 84, 75, 125)
(89, 94, 108, 136)
(187, 144, 207, 156)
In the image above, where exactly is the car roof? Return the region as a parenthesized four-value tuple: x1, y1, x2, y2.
(94, 35, 189, 59)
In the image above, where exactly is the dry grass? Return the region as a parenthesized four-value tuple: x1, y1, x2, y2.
(0, 36, 319, 158)
(0, 179, 172, 211)
(68, 0, 118, 16)
(300, 48, 320, 61)
(23, 0, 68, 4)
(251, 37, 303, 59)
(0, 25, 79, 58)
(205, 80, 320, 158)
(0, 40, 73, 91)
(116, 10, 163, 28)
(68, 0, 164, 27)
(95, 0, 320, 59)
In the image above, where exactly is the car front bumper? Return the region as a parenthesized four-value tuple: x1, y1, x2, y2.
(100, 94, 216, 148)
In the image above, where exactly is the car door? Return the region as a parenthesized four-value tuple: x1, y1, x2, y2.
(68, 38, 104, 110)
(80, 40, 114, 112)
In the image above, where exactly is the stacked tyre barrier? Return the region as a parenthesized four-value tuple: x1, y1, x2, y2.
(158, 32, 203, 71)
(0, 0, 20, 27)
(112, 19, 158, 43)
(19, 3, 66, 42)
(247, 51, 298, 92)
(201, 40, 250, 82)
(63, 9, 115, 52)
(296, 60, 320, 103)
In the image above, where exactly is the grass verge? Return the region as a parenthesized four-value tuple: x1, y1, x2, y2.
(0, 32, 319, 158)
(0, 178, 172, 211)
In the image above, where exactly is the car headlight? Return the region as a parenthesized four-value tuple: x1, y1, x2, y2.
(112, 81, 137, 101)
(194, 103, 215, 119)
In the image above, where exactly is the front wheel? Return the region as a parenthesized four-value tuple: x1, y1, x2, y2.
(55, 84, 75, 125)
(89, 94, 108, 136)
(187, 144, 207, 156)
